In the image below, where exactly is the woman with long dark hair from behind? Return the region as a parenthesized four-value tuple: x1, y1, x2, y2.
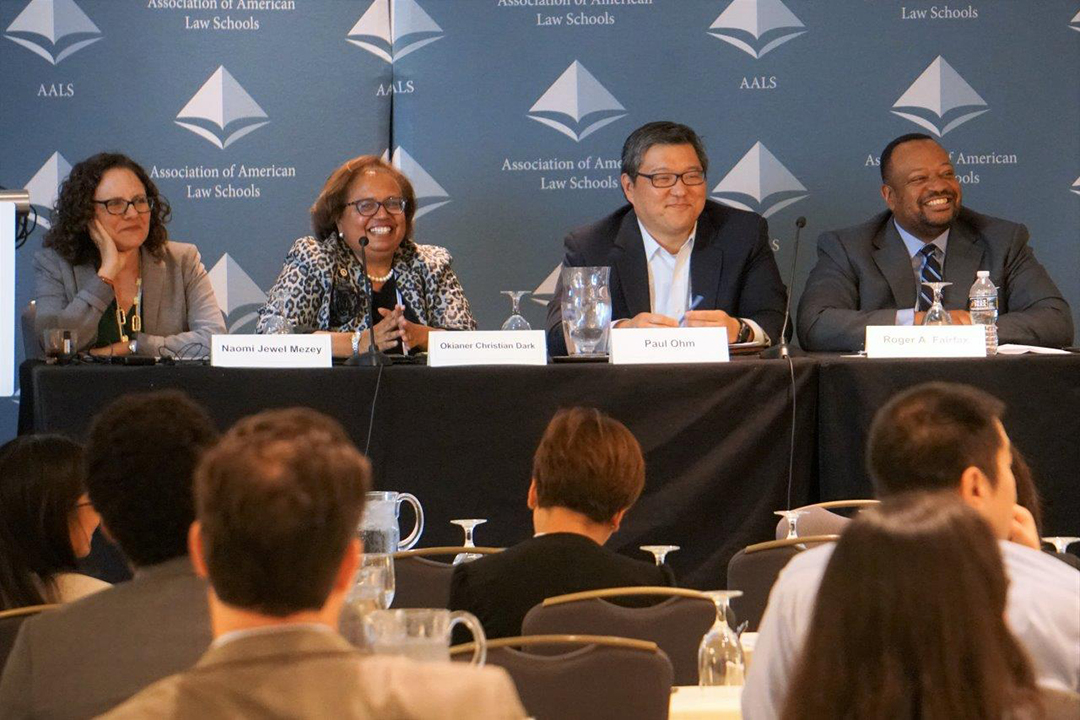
(781, 492, 1042, 720)
(0, 435, 108, 609)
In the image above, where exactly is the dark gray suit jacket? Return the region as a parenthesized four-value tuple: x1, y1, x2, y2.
(0, 557, 212, 720)
(796, 208, 1074, 351)
(545, 201, 787, 355)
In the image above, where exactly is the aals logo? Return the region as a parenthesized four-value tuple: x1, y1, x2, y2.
(891, 56, 988, 137)
(208, 253, 266, 333)
(383, 147, 450, 219)
(1071, 10, 1080, 32)
(707, 0, 806, 59)
(711, 142, 807, 219)
(1071, 176, 1080, 197)
(531, 265, 560, 307)
(4, 0, 102, 65)
(528, 61, 626, 142)
(347, 0, 442, 64)
(24, 151, 71, 230)
(175, 67, 269, 149)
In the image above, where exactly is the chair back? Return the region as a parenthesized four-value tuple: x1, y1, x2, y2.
(391, 546, 501, 609)
(21, 301, 40, 360)
(1041, 686, 1080, 720)
(0, 604, 57, 668)
(452, 634, 673, 720)
(774, 500, 878, 539)
(521, 587, 714, 686)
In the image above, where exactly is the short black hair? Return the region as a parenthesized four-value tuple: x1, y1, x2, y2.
(880, 132, 935, 184)
(85, 390, 218, 567)
(868, 382, 1006, 497)
(621, 121, 708, 178)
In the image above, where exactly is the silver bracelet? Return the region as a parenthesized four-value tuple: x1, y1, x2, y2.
(128, 338, 138, 355)
(351, 328, 362, 355)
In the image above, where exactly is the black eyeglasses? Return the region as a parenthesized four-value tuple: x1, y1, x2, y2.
(93, 196, 153, 215)
(345, 197, 407, 216)
(634, 170, 706, 189)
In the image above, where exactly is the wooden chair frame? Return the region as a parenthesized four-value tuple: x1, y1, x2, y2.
(743, 535, 840, 554)
(450, 634, 660, 656)
(540, 586, 709, 608)
(392, 546, 502, 559)
(0, 603, 57, 620)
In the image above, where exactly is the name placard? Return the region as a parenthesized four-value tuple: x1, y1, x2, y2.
(211, 334, 332, 368)
(609, 327, 729, 365)
(427, 330, 547, 367)
(865, 325, 987, 358)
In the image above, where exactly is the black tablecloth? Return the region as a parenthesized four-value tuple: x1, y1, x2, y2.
(20, 359, 818, 589)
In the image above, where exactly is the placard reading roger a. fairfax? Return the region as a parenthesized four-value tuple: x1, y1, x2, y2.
(865, 325, 987, 358)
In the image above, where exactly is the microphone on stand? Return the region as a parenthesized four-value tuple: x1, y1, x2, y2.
(345, 234, 392, 367)
(761, 216, 807, 360)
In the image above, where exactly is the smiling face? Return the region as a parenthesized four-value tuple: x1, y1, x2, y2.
(621, 143, 707, 250)
(881, 139, 962, 242)
(93, 167, 151, 252)
(337, 170, 408, 265)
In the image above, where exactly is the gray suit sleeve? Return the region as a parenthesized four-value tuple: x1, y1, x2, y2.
(136, 246, 226, 357)
(33, 249, 112, 351)
(996, 224, 1074, 347)
(0, 622, 33, 719)
(796, 231, 898, 352)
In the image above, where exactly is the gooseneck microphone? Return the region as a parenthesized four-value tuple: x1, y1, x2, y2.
(345, 234, 392, 367)
(761, 216, 807, 360)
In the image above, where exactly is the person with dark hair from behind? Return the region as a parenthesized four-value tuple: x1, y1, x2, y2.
(781, 493, 1043, 720)
(0, 391, 218, 719)
(0, 435, 107, 609)
(743, 382, 1080, 719)
(1012, 448, 1080, 572)
(448, 406, 674, 639)
(102, 408, 525, 719)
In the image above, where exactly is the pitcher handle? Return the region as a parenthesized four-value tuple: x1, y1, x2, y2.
(448, 611, 486, 666)
(397, 492, 424, 551)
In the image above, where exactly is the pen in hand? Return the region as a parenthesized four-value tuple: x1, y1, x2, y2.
(678, 295, 705, 327)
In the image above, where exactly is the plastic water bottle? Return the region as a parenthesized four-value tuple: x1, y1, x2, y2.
(968, 271, 998, 355)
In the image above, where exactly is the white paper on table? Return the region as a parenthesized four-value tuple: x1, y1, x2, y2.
(996, 344, 1070, 355)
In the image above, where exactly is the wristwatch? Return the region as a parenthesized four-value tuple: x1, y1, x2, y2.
(127, 338, 138, 355)
(351, 328, 362, 355)
(735, 319, 752, 344)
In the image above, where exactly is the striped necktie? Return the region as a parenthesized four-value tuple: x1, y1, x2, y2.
(917, 244, 943, 311)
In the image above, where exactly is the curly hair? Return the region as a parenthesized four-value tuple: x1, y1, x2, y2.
(309, 155, 417, 241)
(43, 152, 172, 267)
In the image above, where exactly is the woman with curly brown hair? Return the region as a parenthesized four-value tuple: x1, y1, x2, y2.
(33, 152, 225, 357)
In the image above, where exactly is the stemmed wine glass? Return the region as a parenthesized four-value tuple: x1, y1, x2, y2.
(698, 590, 746, 686)
(451, 519, 487, 564)
(921, 281, 953, 325)
(1042, 536, 1080, 554)
(501, 291, 532, 331)
(774, 509, 807, 540)
(639, 545, 680, 566)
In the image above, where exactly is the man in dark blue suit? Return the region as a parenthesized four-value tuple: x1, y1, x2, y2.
(545, 121, 787, 355)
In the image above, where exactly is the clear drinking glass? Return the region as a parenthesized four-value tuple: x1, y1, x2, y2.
(774, 509, 808, 540)
(640, 545, 680, 565)
(451, 519, 487, 565)
(698, 590, 746, 686)
(1042, 536, 1080, 553)
(261, 289, 294, 334)
(561, 266, 612, 355)
(42, 329, 79, 362)
(340, 559, 392, 647)
(921, 281, 953, 325)
(501, 291, 532, 331)
(363, 609, 487, 666)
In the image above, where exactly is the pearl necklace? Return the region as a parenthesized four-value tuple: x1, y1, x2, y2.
(367, 268, 393, 283)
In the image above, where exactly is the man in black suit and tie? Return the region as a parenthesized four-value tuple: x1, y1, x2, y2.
(797, 133, 1073, 351)
(447, 407, 673, 639)
(545, 121, 787, 355)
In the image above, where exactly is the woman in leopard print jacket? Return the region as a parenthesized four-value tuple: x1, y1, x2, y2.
(256, 155, 476, 356)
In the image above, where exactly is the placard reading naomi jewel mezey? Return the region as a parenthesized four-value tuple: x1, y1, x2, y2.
(211, 334, 332, 368)
(427, 330, 547, 366)
(609, 327, 729, 365)
(865, 325, 987, 358)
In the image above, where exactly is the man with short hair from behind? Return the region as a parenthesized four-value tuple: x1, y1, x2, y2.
(0, 391, 218, 719)
(448, 406, 674, 639)
(742, 382, 1080, 719)
(103, 407, 525, 719)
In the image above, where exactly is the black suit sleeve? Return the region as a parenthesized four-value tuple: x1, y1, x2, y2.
(797, 230, 900, 351)
(996, 224, 1074, 347)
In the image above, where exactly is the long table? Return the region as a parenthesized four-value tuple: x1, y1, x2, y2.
(19, 353, 1080, 587)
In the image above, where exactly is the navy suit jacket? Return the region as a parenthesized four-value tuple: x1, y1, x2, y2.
(545, 201, 788, 355)
(796, 208, 1074, 351)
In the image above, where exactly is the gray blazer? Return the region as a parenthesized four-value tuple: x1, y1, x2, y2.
(796, 208, 1074, 351)
(0, 557, 212, 720)
(33, 241, 226, 357)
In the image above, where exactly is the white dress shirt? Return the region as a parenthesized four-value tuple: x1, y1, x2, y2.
(741, 540, 1080, 720)
(894, 220, 950, 326)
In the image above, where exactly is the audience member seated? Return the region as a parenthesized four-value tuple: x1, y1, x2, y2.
(1012, 447, 1080, 571)
(0, 435, 107, 609)
(742, 382, 1080, 719)
(448, 407, 674, 639)
(103, 407, 524, 719)
(0, 391, 218, 719)
(781, 492, 1043, 720)
(33, 152, 225, 358)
